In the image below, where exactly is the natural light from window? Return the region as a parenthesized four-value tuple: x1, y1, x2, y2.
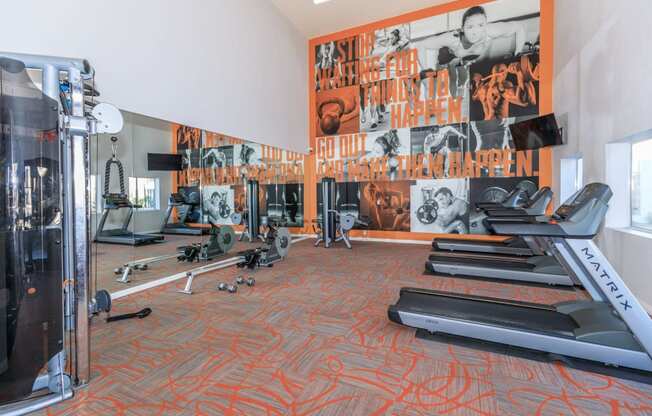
(631, 139, 652, 232)
(128, 177, 160, 211)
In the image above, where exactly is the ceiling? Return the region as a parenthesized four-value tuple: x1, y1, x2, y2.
(270, 0, 452, 39)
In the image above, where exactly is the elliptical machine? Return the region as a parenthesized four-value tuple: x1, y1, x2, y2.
(94, 137, 164, 246)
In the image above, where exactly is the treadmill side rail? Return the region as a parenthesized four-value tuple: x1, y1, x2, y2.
(564, 239, 652, 358)
(392, 309, 652, 371)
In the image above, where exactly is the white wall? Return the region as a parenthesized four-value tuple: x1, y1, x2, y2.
(0, 0, 308, 153)
(553, 0, 652, 309)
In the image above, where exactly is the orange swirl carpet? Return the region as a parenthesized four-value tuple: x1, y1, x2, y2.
(42, 240, 652, 415)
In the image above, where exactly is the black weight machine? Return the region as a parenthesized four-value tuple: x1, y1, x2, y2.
(94, 136, 164, 246)
(313, 177, 368, 249)
(233, 179, 264, 242)
(0, 52, 150, 416)
(160, 189, 206, 235)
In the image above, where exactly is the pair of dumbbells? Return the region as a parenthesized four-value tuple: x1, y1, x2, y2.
(217, 282, 238, 293)
(217, 276, 255, 293)
(235, 275, 256, 287)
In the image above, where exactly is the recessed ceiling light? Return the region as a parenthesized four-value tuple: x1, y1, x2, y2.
(314, 0, 332, 4)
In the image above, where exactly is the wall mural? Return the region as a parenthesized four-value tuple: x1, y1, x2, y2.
(172, 127, 306, 228)
(168, 0, 550, 239)
(312, 0, 547, 235)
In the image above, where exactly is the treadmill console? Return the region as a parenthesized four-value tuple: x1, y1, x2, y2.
(555, 183, 612, 220)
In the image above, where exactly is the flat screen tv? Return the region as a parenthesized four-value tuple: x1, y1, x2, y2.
(509, 114, 563, 151)
(147, 153, 183, 171)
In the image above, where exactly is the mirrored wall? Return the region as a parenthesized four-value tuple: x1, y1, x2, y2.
(90, 111, 305, 293)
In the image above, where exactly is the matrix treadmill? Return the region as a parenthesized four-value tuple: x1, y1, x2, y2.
(474, 187, 528, 211)
(433, 186, 554, 257)
(94, 194, 164, 246)
(389, 184, 652, 373)
(160, 192, 207, 235)
(427, 185, 612, 286)
(432, 186, 553, 260)
(432, 187, 564, 256)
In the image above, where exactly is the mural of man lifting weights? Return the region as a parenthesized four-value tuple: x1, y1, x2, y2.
(410, 179, 469, 233)
(202, 185, 234, 225)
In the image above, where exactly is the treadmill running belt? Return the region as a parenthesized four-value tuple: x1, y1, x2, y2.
(427, 256, 536, 270)
(434, 238, 528, 249)
(393, 291, 577, 337)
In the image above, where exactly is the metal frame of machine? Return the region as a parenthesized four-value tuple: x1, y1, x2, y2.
(0, 52, 122, 416)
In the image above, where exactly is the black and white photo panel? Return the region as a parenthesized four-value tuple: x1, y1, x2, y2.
(410, 178, 470, 233)
(234, 143, 262, 167)
(202, 185, 235, 225)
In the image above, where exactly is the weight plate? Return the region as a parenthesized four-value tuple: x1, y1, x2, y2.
(416, 203, 438, 224)
(95, 289, 112, 313)
(216, 225, 236, 253)
(274, 227, 291, 258)
(516, 180, 538, 198)
(340, 214, 356, 231)
(481, 186, 508, 203)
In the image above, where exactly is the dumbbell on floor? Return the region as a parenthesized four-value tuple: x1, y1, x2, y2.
(217, 282, 238, 293)
(235, 275, 255, 287)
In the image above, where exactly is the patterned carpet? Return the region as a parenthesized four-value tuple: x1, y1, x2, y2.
(42, 240, 652, 416)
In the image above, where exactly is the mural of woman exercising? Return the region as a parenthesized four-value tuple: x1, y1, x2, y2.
(415, 6, 527, 70)
(434, 187, 468, 233)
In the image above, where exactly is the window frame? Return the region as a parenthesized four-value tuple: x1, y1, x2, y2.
(630, 138, 652, 234)
(128, 176, 161, 212)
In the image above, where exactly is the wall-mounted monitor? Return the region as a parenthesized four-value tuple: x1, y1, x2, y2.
(147, 153, 183, 171)
(509, 114, 563, 151)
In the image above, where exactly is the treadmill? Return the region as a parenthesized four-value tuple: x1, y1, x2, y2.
(426, 185, 612, 286)
(389, 183, 652, 373)
(95, 193, 164, 246)
(474, 186, 529, 211)
(160, 192, 207, 235)
(432, 186, 553, 257)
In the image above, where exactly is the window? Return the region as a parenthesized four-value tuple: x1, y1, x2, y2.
(128, 177, 160, 211)
(631, 139, 652, 232)
(560, 156, 583, 203)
